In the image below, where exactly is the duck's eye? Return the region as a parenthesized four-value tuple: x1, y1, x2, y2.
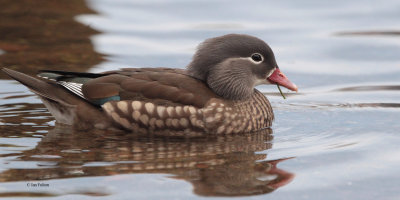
(251, 53, 263, 63)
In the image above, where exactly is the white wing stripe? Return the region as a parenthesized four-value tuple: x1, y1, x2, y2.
(59, 81, 85, 98)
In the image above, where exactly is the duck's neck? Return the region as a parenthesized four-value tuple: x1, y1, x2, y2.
(187, 69, 255, 101)
(231, 90, 274, 131)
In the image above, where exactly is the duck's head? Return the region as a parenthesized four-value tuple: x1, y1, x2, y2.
(187, 34, 297, 100)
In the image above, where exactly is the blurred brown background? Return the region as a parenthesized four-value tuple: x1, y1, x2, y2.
(0, 0, 103, 79)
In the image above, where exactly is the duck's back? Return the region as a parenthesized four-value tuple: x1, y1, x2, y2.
(82, 68, 219, 108)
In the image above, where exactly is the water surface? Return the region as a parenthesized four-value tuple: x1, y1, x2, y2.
(1, 0, 400, 199)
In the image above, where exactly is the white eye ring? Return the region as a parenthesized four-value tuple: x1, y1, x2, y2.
(250, 53, 263, 64)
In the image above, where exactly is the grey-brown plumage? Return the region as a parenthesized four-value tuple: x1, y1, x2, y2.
(187, 34, 278, 100)
(2, 34, 297, 136)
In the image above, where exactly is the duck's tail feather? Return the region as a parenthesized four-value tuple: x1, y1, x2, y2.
(2, 68, 71, 105)
(2, 68, 79, 125)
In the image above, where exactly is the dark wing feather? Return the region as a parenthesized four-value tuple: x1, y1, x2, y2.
(37, 70, 108, 104)
(38, 70, 105, 79)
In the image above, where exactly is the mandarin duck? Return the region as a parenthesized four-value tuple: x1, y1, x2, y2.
(2, 34, 297, 136)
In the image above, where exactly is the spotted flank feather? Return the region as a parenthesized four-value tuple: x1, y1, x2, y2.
(101, 90, 273, 135)
(102, 101, 202, 129)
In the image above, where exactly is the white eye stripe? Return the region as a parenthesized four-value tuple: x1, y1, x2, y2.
(238, 57, 264, 65)
(266, 68, 276, 78)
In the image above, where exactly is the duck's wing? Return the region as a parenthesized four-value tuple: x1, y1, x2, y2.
(39, 68, 219, 108)
(37, 70, 105, 99)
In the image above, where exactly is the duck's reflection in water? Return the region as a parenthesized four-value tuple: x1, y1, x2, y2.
(0, 127, 294, 197)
